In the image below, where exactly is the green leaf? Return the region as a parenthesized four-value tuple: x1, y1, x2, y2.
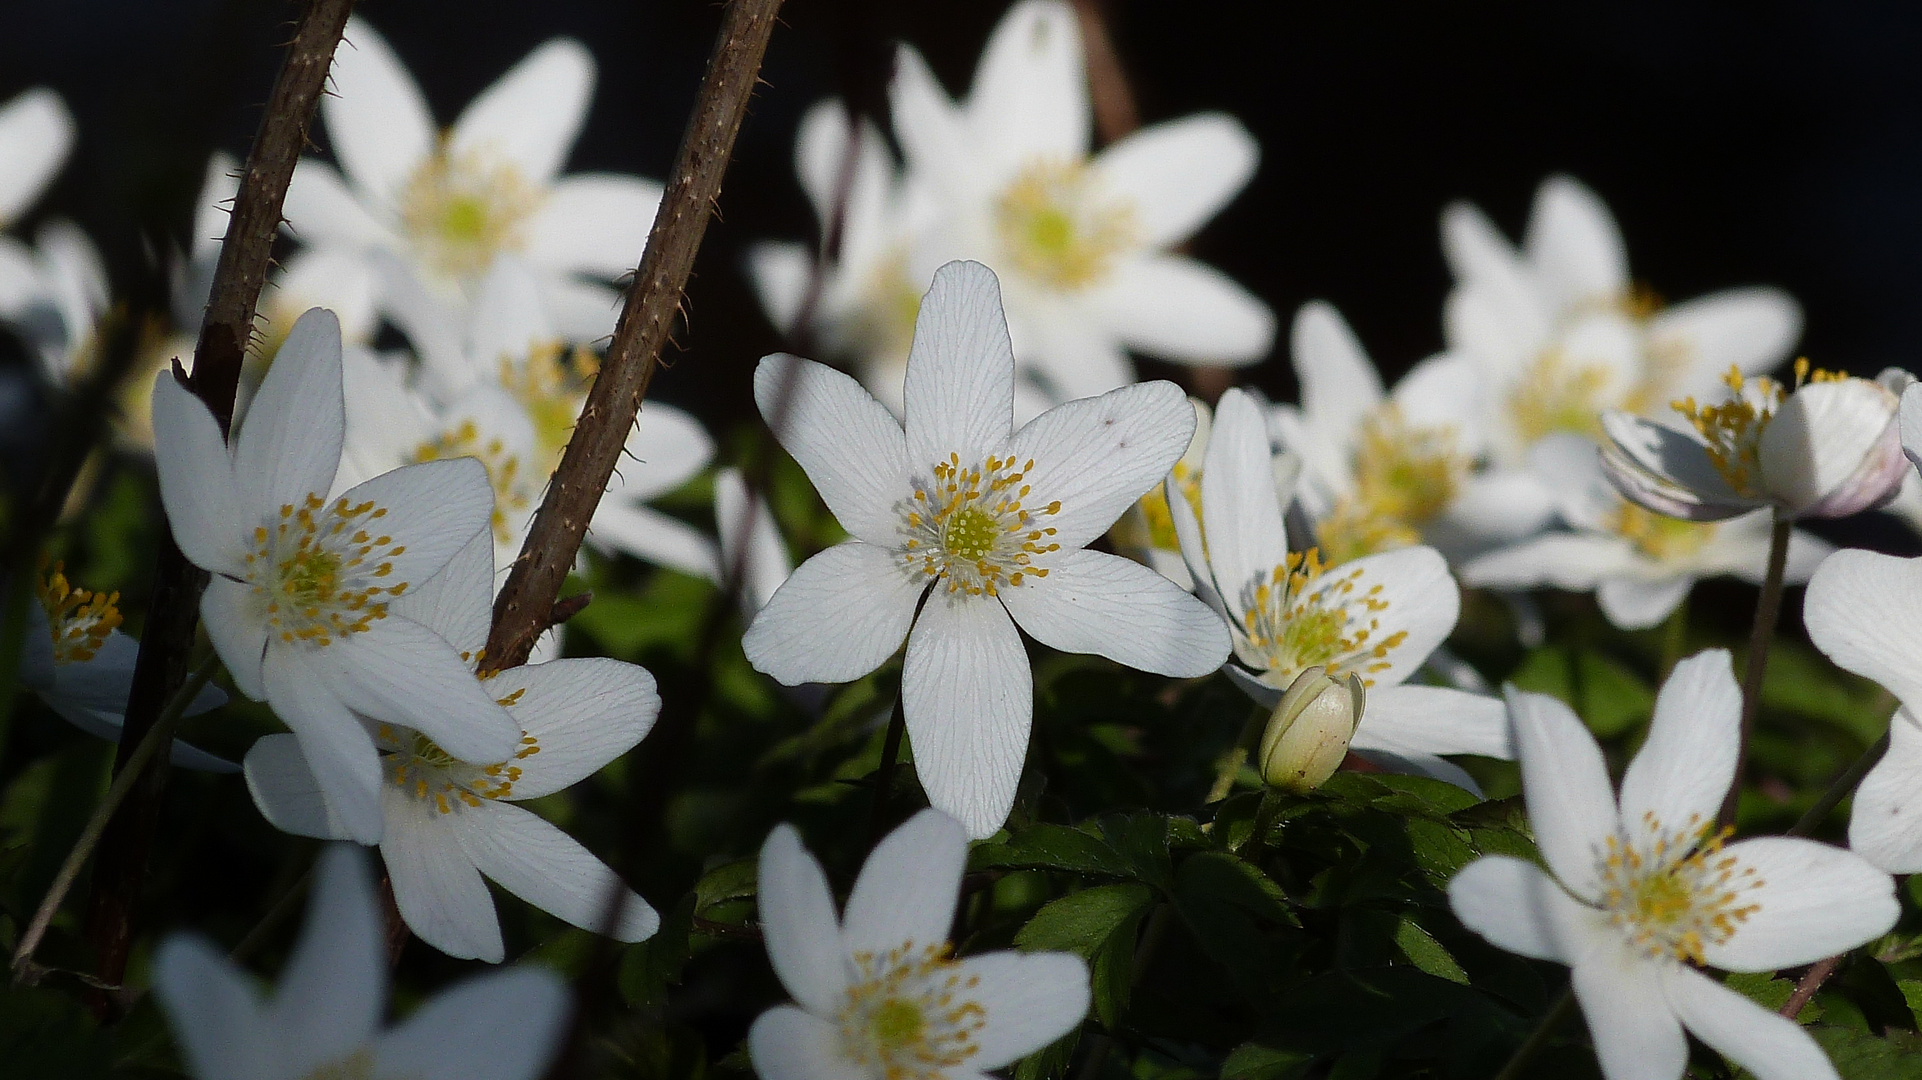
(972, 823, 1137, 880)
(1392, 917, 1468, 985)
(1221, 1042, 1315, 1080)
(620, 892, 697, 1008)
(1012, 1027, 1080, 1080)
(1811, 1026, 1922, 1079)
(1015, 882, 1156, 1028)
(1509, 646, 1653, 738)
(567, 571, 713, 661)
(693, 857, 757, 915)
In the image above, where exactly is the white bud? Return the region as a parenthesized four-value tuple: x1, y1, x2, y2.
(1258, 667, 1364, 794)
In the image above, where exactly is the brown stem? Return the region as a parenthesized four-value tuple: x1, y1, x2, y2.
(1780, 955, 1842, 1018)
(485, 0, 785, 675)
(1721, 511, 1792, 828)
(82, 0, 356, 1004)
(1068, 0, 1139, 144)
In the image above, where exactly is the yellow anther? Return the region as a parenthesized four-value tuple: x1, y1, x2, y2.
(35, 562, 122, 665)
(993, 159, 1137, 291)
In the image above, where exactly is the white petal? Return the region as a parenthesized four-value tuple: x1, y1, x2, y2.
(233, 308, 345, 514)
(1848, 711, 1922, 873)
(1353, 748, 1483, 794)
(1199, 387, 1291, 611)
(743, 541, 924, 686)
(264, 645, 384, 845)
(1508, 686, 1621, 903)
(0, 88, 73, 227)
(522, 174, 662, 279)
(1352, 684, 1513, 760)
(755, 354, 910, 547)
(540, 276, 623, 342)
(451, 38, 593, 186)
(1000, 548, 1227, 676)
(1571, 947, 1686, 1080)
(1701, 836, 1897, 972)
(1166, 465, 1229, 623)
(588, 503, 722, 582)
(151, 372, 245, 575)
(488, 657, 658, 798)
(1326, 545, 1459, 688)
(843, 808, 969, 955)
(1804, 548, 1922, 714)
(1760, 378, 1899, 517)
(1661, 965, 1838, 1080)
(1291, 301, 1384, 450)
(375, 967, 568, 1080)
(962, 950, 1091, 1068)
(715, 467, 793, 615)
(758, 824, 850, 1016)
(1447, 855, 1610, 965)
(244, 735, 348, 840)
(1016, 306, 1135, 402)
(748, 242, 812, 337)
(609, 401, 715, 500)
(456, 801, 657, 942)
(152, 936, 273, 1080)
(389, 529, 494, 661)
(1647, 288, 1802, 387)
(1616, 649, 1739, 837)
(1524, 175, 1628, 312)
(271, 248, 380, 344)
(1600, 410, 1755, 521)
(1092, 255, 1274, 365)
(747, 1007, 849, 1080)
(1003, 379, 1194, 551)
(1437, 467, 1563, 547)
(268, 845, 386, 1071)
(335, 457, 494, 588)
(1439, 201, 1547, 367)
(282, 162, 389, 247)
(965, 0, 1088, 177)
(325, 18, 435, 206)
(1390, 352, 1487, 454)
(379, 790, 503, 962)
(1460, 534, 1636, 592)
(328, 616, 519, 764)
(1596, 577, 1694, 631)
(904, 261, 1016, 470)
(1091, 112, 1256, 248)
(202, 577, 269, 699)
(902, 593, 1031, 839)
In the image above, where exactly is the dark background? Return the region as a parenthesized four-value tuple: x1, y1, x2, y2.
(3, 0, 1918, 424)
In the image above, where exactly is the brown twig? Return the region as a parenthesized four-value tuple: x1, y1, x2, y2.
(1780, 955, 1842, 1018)
(483, 0, 785, 674)
(82, 0, 356, 1004)
(1068, 0, 1138, 144)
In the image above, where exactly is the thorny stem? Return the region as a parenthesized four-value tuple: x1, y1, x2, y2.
(1780, 954, 1843, 1018)
(1721, 510, 1792, 827)
(12, 646, 218, 987)
(1490, 986, 1576, 1080)
(80, 0, 357, 1004)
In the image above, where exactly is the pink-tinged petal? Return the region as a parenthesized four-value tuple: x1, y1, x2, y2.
(903, 593, 1031, 839)
(843, 808, 969, 956)
(965, 0, 1088, 178)
(1092, 255, 1274, 366)
(1524, 175, 1629, 312)
(151, 372, 245, 575)
(487, 657, 657, 799)
(1200, 387, 1291, 610)
(1000, 548, 1227, 677)
(755, 354, 910, 547)
(1507, 686, 1621, 903)
(282, 162, 390, 247)
(758, 825, 850, 1015)
(748, 1007, 849, 1080)
(324, 18, 435, 206)
(1661, 965, 1839, 1080)
(1002, 379, 1193, 551)
(244, 735, 347, 840)
(1447, 855, 1612, 966)
(1901, 380, 1922, 474)
(267, 845, 386, 1070)
(451, 38, 593, 186)
(378, 789, 502, 962)
(1700, 836, 1897, 972)
(962, 950, 1091, 1067)
(1647, 287, 1802, 390)
(233, 308, 345, 514)
(1849, 710, 1922, 873)
(1354, 684, 1512, 760)
(1571, 945, 1686, 1080)
(904, 261, 1016, 470)
(522, 173, 662, 280)
(328, 616, 519, 765)
(455, 801, 657, 943)
(0, 88, 73, 227)
(1617, 649, 1739, 839)
(1760, 378, 1902, 518)
(374, 967, 568, 1080)
(263, 645, 384, 844)
(1804, 548, 1922, 715)
(152, 936, 274, 1080)
(744, 541, 925, 686)
(1091, 112, 1256, 249)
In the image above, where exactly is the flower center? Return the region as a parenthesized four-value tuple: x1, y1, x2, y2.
(414, 419, 532, 547)
(399, 145, 543, 281)
(498, 343, 596, 464)
(1510, 349, 1618, 444)
(1351, 407, 1467, 526)
(244, 494, 409, 648)
(36, 562, 122, 665)
(1237, 548, 1406, 686)
(993, 159, 1137, 292)
(837, 942, 985, 1080)
(846, 250, 923, 363)
(1596, 812, 1764, 964)
(1128, 460, 1202, 554)
(1313, 504, 1420, 568)
(376, 702, 540, 816)
(1608, 502, 1713, 563)
(901, 453, 1060, 598)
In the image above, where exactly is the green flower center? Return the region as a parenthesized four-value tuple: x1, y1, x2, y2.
(901, 453, 1061, 599)
(838, 942, 985, 1080)
(399, 144, 543, 281)
(993, 159, 1137, 292)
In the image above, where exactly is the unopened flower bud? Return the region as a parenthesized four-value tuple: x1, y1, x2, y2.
(1258, 667, 1364, 794)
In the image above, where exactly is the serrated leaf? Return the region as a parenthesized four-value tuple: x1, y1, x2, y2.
(1015, 882, 1156, 955)
(693, 857, 757, 914)
(1012, 1026, 1080, 1080)
(1811, 1026, 1922, 1079)
(1392, 917, 1468, 985)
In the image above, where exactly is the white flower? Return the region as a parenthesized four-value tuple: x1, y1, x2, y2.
(1170, 386, 1511, 791)
(0, 87, 72, 231)
(742, 260, 1228, 837)
(150, 306, 520, 844)
(286, 17, 664, 340)
(885, 0, 1273, 404)
(0, 219, 107, 388)
(715, 467, 793, 618)
(19, 562, 232, 771)
(1443, 175, 1802, 467)
(1463, 434, 1832, 629)
(243, 531, 660, 962)
(1600, 364, 1908, 522)
(750, 809, 1089, 1080)
(154, 843, 569, 1080)
(1449, 651, 1898, 1080)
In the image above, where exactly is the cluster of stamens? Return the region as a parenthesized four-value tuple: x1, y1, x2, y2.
(36, 562, 122, 665)
(399, 144, 543, 280)
(1596, 811, 1764, 964)
(377, 708, 540, 816)
(1672, 360, 1846, 496)
(415, 419, 531, 546)
(1510, 348, 1619, 443)
(1122, 461, 1202, 555)
(499, 343, 596, 463)
(244, 494, 408, 648)
(1316, 406, 1469, 562)
(901, 453, 1060, 598)
(836, 942, 986, 1080)
(1237, 549, 1404, 686)
(1607, 501, 1712, 563)
(993, 159, 1138, 291)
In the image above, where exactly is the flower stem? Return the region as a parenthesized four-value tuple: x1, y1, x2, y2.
(1657, 597, 1688, 683)
(1491, 986, 1577, 1080)
(1780, 954, 1843, 1018)
(1790, 730, 1890, 837)
(11, 645, 217, 987)
(1722, 510, 1793, 827)
(867, 694, 908, 846)
(1239, 787, 1288, 865)
(1206, 704, 1269, 804)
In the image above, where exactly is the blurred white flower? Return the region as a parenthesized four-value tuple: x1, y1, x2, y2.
(1463, 433, 1831, 629)
(743, 261, 1227, 837)
(714, 467, 792, 619)
(287, 17, 663, 340)
(1169, 387, 1510, 791)
(155, 844, 569, 1080)
(150, 307, 518, 844)
(750, 809, 1089, 1080)
(0, 87, 72, 230)
(0, 88, 108, 389)
(245, 531, 660, 962)
(1449, 651, 1897, 1080)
